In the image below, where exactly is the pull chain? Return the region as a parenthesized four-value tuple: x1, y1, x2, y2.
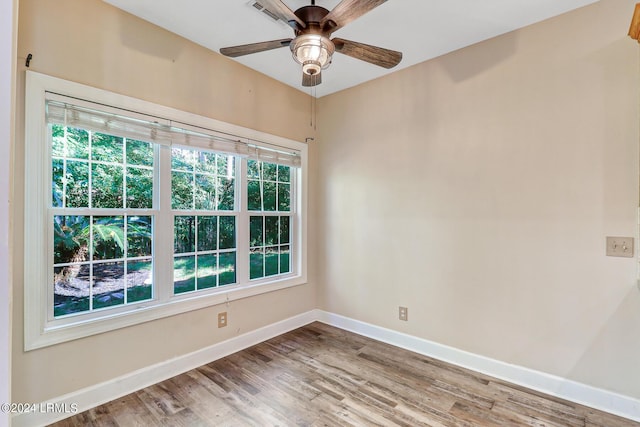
(310, 83, 313, 127)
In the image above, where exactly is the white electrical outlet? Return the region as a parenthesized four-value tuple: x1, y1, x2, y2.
(606, 237, 634, 258)
(399, 306, 408, 321)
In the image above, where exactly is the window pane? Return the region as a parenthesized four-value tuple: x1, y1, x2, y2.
(65, 160, 89, 208)
(52, 159, 64, 208)
(265, 247, 279, 277)
(54, 264, 90, 317)
(263, 182, 276, 211)
(195, 174, 216, 210)
(195, 151, 217, 174)
(250, 248, 264, 280)
(172, 147, 195, 171)
(197, 216, 217, 252)
(92, 163, 124, 209)
(217, 155, 234, 179)
(126, 167, 153, 209)
(219, 252, 236, 286)
(263, 162, 277, 181)
(67, 127, 89, 159)
(247, 180, 261, 211)
(278, 183, 290, 212)
(51, 124, 65, 157)
(197, 254, 217, 289)
(279, 216, 290, 244)
(247, 159, 260, 179)
(126, 139, 153, 167)
(172, 171, 194, 210)
(219, 216, 236, 249)
(92, 133, 123, 163)
(127, 260, 152, 303)
(127, 216, 152, 257)
(174, 255, 196, 294)
(250, 216, 263, 247)
(280, 245, 290, 274)
(53, 213, 156, 317)
(265, 216, 278, 245)
(93, 216, 124, 260)
(217, 177, 234, 211)
(174, 216, 195, 254)
(54, 215, 90, 265)
(92, 261, 125, 309)
(278, 165, 290, 183)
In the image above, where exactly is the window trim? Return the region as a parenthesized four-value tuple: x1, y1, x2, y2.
(24, 71, 308, 351)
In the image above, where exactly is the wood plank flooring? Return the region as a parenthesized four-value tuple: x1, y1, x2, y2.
(51, 322, 640, 426)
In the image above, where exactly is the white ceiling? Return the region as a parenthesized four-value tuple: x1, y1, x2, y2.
(103, 0, 598, 97)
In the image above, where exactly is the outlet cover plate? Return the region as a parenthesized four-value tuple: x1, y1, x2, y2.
(606, 237, 634, 258)
(399, 306, 408, 321)
(217, 312, 227, 328)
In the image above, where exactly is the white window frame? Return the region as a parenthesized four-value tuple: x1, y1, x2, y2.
(24, 71, 308, 351)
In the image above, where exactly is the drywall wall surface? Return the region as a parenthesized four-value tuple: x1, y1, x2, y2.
(317, 0, 640, 398)
(13, 0, 316, 403)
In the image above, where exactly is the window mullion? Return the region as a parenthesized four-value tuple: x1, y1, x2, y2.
(236, 157, 249, 285)
(155, 144, 173, 303)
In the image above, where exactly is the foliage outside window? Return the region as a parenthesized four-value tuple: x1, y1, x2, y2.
(51, 125, 155, 318)
(24, 71, 307, 350)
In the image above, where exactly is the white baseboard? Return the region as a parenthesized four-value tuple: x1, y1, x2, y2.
(13, 309, 640, 426)
(11, 310, 317, 427)
(314, 310, 640, 423)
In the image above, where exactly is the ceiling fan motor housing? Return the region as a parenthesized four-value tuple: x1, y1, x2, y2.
(290, 5, 336, 75)
(291, 34, 334, 75)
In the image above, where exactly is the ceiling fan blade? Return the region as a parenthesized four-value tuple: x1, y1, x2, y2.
(220, 39, 292, 58)
(629, 3, 640, 41)
(302, 72, 322, 87)
(257, 0, 306, 29)
(321, 0, 387, 32)
(332, 38, 402, 69)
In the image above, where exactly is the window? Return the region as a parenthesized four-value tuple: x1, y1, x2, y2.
(171, 147, 237, 294)
(24, 71, 307, 350)
(248, 160, 293, 280)
(52, 126, 155, 318)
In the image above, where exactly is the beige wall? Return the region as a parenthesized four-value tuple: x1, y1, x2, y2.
(317, 0, 640, 398)
(13, 0, 317, 403)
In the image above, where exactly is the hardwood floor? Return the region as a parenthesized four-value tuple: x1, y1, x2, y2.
(51, 322, 640, 427)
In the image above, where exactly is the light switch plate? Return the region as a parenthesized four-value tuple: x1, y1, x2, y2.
(606, 237, 634, 258)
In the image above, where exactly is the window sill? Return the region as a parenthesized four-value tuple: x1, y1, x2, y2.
(27, 274, 307, 351)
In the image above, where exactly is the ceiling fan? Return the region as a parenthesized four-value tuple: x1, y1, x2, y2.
(220, 0, 402, 87)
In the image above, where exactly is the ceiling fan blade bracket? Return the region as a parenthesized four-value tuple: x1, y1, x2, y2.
(322, 19, 338, 33)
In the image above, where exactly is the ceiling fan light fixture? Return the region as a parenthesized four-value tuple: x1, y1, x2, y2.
(290, 34, 335, 75)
